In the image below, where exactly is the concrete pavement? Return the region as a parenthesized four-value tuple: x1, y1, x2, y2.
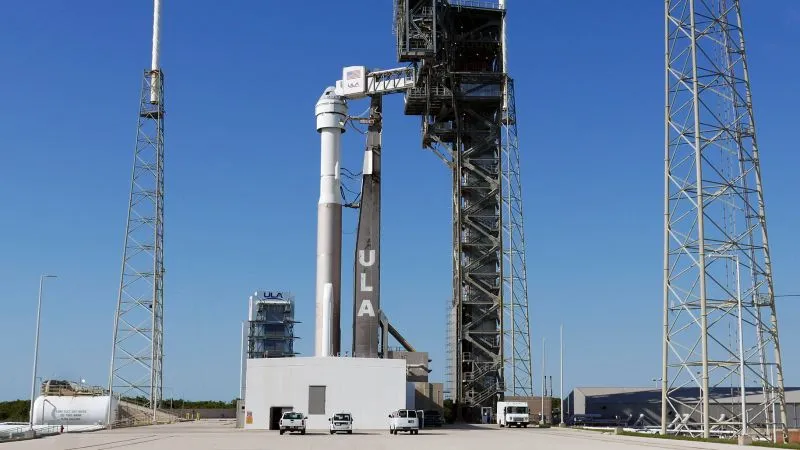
(1, 420, 748, 450)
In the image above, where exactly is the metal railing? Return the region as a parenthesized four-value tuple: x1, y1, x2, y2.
(448, 0, 502, 10)
(0, 425, 29, 441)
(0, 425, 61, 442)
(42, 386, 106, 396)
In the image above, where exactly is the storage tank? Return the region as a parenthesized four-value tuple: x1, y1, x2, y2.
(31, 395, 117, 425)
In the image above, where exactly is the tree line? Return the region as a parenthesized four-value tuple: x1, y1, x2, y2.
(0, 400, 31, 422)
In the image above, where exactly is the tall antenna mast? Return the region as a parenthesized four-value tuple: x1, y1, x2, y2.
(108, 0, 166, 423)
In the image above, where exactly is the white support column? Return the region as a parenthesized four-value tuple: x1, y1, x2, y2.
(150, 0, 162, 103)
(500, 0, 508, 111)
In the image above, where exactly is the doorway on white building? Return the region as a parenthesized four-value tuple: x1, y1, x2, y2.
(269, 406, 293, 430)
(481, 407, 493, 424)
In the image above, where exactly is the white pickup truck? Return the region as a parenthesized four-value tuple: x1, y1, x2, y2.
(279, 411, 307, 435)
(329, 412, 353, 434)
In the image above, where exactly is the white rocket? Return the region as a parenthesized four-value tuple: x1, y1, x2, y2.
(314, 87, 347, 357)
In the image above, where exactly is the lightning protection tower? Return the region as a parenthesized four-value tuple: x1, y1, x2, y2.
(663, 0, 787, 441)
(108, 0, 165, 421)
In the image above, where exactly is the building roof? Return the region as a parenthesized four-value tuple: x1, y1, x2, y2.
(574, 387, 654, 396)
(572, 386, 800, 404)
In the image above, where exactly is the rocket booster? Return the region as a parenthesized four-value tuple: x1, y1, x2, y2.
(314, 88, 347, 357)
(352, 96, 382, 358)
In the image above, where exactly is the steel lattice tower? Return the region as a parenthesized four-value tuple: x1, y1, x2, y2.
(501, 78, 533, 398)
(395, 0, 532, 419)
(662, 0, 787, 441)
(108, 0, 165, 421)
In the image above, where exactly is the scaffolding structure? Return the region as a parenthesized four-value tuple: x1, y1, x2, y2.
(662, 0, 787, 441)
(445, 296, 455, 400)
(395, 0, 532, 420)
(247, 291, 298, 359)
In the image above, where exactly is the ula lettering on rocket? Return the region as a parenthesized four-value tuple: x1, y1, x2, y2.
(357, 249, 376, 317)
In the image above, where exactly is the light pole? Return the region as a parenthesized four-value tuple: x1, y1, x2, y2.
(162, 387, 176, 413)
(240, 320, 247, 400)
(541, 337, 546, 425)
(30, 274, 57, 428)
(714, 253, 747, 438)
(560, 325, 565, 427)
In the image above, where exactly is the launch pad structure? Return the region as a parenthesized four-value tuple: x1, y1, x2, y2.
(100, 0, 535, 426)
(84, 0, 791, 436)
(310, 0, 533, 422)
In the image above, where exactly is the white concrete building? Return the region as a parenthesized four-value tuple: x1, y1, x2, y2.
(244, 357, 406, 430)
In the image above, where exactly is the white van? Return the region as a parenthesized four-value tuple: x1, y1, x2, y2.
(496, 401, 530, 428)
(389, 409, 419, 434)
(329, 412, 353, 434)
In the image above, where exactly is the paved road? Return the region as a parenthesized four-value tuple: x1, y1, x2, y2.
(2, 420, 744, 450)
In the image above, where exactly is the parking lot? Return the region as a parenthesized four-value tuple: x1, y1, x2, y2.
(2, 420, 745, 450)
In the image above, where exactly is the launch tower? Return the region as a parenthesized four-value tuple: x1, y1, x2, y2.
(394, 0, 533, 419)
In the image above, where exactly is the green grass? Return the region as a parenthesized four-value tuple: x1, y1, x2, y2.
(751, 442, 800, 449)
(619, 430, 800, 448)
(619, 431, 737, 445)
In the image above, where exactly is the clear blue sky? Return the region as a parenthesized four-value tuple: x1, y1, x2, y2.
(2, 1, 799, 402)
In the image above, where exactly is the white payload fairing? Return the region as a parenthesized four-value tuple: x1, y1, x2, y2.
(314, 87, 347, 357)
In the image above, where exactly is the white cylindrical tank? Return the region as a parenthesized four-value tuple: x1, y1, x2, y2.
(314, 87, 347, 358)
(31, 396, 118, 426)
